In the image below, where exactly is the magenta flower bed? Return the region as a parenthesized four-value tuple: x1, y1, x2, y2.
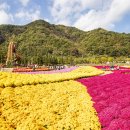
(113, 69, 130, 74)
(19, 66, 78, 74)
(77, 71, 130, 129)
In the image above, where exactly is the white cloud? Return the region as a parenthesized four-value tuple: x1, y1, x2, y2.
(15, 9, 41, 23)
(44, 18, 50, 23)
(74, 0, 130, 31)
(0, 2, 14, 24)
(0, 1, 42, 25)
(106, 0, 130, 23)
(0, 2, 10, 10)
(50, 0, 102, 26)
(19, 0, 30, 7)
(50, 0, 130, 31)
(74, 10, 114, 31)
(0, 10, 14, 24)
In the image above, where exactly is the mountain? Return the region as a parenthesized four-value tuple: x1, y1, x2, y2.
(0, 19, 130, 65)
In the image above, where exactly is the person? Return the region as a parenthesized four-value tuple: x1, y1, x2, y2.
(110, 65, 114, 70)
(117, 65, 120, 70)
(32, 65, 35, 71)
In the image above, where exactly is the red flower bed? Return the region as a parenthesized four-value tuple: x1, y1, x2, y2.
(77, 71, 130, 129)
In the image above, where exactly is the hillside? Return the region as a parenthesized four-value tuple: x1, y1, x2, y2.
(0, 20, 130, 65)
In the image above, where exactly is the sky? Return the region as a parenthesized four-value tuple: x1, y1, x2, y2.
(0, 0, 130, 33)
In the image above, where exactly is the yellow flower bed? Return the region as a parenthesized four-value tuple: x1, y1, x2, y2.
(0, 81, 101, 130)
(0, 66, 103, 88)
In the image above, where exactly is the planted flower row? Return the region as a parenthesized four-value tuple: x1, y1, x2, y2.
(0, 66, 104, 88)
(13, 67, 49, 72)
(0, 80, 101, 130)
(20, 66, 78, 74)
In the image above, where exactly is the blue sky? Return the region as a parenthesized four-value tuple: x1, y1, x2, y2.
(0, 0, 130, 33)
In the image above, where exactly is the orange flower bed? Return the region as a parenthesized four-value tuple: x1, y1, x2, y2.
(13, 67, 50, 72)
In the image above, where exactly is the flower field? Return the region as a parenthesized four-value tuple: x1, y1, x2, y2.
(1, 66, 130, 130)
(0, 66, 103, 130)
(78, 70, 130, 129)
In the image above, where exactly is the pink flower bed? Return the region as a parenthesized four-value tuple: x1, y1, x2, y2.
(19, 66, 78, 74)
(77, 71, 130, 129)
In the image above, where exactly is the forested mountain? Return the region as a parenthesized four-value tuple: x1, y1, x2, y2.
(0, 19, 130, 65)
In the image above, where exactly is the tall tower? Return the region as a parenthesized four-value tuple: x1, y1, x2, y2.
(6, 41, 16, 66)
